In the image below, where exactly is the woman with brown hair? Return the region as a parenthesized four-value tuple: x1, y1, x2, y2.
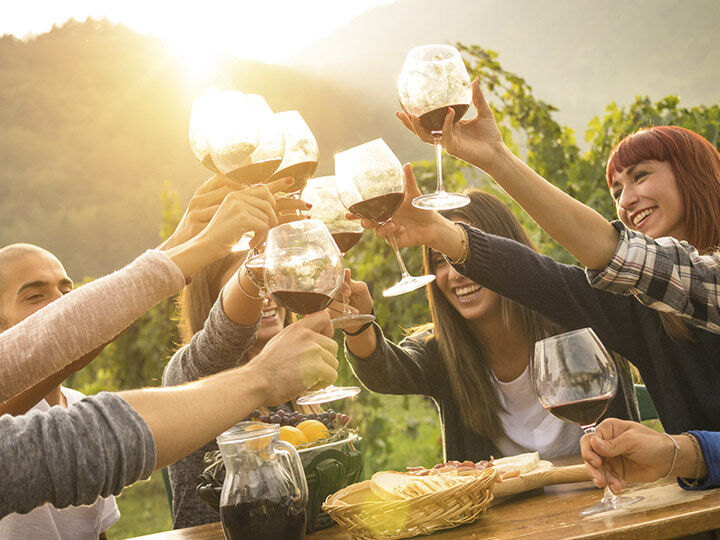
(341, 190, 638, 463)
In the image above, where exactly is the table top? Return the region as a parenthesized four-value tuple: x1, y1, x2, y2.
(131, 478, 720, 539)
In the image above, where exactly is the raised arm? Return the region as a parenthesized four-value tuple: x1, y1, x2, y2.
(0, 312, 338, 519)
(397, 79, 620, 271)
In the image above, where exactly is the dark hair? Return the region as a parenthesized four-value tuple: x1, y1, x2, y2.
(419, 190, 562, 439)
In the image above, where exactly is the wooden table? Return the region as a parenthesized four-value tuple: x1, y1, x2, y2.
(131, 478, 720, 539)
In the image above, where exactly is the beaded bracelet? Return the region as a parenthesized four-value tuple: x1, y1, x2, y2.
(236, 270, 263, 301)
(343, 309, 375, 336)
(662, 432, 680, 478)
(679, 432, 703, 487)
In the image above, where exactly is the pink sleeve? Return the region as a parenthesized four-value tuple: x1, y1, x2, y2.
(0, 250, 186, 402)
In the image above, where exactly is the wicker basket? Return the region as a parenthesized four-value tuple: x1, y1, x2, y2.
(322, 468, 498, 539)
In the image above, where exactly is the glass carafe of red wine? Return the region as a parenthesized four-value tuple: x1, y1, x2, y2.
(398, 44, 472, 210)
(263, 219, 361, 405)
(217, 422, 307, 540)
(532, 327, 643, 516)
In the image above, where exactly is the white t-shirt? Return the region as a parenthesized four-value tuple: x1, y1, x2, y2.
(491, 365, 584, 459)
(0, 387, 121, 540)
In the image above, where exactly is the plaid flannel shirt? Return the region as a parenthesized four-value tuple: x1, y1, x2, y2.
(586, 221, 720, 334)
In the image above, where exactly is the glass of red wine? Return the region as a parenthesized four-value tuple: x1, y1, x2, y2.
(398, 44, 472, 211)
(267, 110, 319, 193)
(263, 219, 361, 405)
(301, 176, 375, 329)
(188, 90, 261, 175)
(335, 138, 435, 297)
(533, 327, 643, 516)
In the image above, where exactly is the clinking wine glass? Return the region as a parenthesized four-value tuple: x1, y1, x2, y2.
(267, 111, 319, 193)
(335, 138, 435, 297)
(301, 176, 375, 329)
(398, 44, 472, 211)
(263, 219, 361, 405)
(532, 328, 643, 516)
(188, 89, 261, 174)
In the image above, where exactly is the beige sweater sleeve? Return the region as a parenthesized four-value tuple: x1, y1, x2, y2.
(0, 250, 186, 403)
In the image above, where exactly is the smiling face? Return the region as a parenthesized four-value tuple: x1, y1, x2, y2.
(609, 159, 688, 241)
(429, 248, 502, 323)
(0, 249, 73, 330)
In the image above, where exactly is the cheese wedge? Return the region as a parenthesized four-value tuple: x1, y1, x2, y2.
(490, 452, 541, 476)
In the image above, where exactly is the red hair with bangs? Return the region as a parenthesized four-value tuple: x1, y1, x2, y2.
(606, 126, 720, 253)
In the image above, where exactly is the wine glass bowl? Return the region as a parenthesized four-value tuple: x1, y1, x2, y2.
(267, 111, 319, 192)
(189, 90, 260, 175)
(335, 139, 435, 297)
(532, 328, 642, 515)
(302, 176, 375, 329)
(398, 44, 472, 210)
(264, 220, 344, 316)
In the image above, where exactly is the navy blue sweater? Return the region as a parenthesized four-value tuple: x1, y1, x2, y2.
(458, 224, 720, 435)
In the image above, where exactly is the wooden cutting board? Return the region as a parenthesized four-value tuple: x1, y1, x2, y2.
(491, 461, 590, 501)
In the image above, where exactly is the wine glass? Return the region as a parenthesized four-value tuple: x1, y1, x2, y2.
(335, 138, 435, 297)
(398, 44, 472, 210)
(264, 219, 361, 405)
(189, 90, 261, 174)
(267, 111, 319, 192)
(301, 176, 375, 329)
(532, 328, 643, 516)
(212, 97, 285, 185)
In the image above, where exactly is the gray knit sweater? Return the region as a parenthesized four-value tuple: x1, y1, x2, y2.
(0, 392, 155, 519)
(162, 296, 259, 529)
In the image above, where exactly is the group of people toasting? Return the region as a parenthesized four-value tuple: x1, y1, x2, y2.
(2, 42, 720, 537)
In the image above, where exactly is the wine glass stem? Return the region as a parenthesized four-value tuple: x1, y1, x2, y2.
(388, 232, 412, 279)
(584, 425, 618, 505)
(340, 255, 352, 316)
(433, 132, 447, 194)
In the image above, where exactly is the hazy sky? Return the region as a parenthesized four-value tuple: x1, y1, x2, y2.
(1, 0, 395, 63)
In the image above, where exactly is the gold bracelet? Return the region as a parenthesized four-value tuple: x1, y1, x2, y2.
(679, 432, 703, 487)
(236, 270, 263, 301)
(443, 222, 469, 266)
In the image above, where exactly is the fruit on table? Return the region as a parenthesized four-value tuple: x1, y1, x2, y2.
(296, 419, 330, 443)
(280, 425, 309, 447)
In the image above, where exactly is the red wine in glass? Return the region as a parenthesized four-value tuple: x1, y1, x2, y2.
(533, 328, 642, 516)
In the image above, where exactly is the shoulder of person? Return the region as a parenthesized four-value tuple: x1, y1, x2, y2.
(400, 324, 439, 351)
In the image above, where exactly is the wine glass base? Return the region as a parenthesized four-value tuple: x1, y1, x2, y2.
(231, 234, 254, 253)
(412, 192, 471, 211)
(296, 385, 361, 405)
(579, 495, 643, 516)
(331, 313, 376, 330)
(383, 274, 436, 297)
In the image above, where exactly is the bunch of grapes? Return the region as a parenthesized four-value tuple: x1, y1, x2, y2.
(246, 407, 350, 429)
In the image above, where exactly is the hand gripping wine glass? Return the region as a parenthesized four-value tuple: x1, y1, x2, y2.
(188, 89, 261, 175)
(301, 176, 375, 329)
(335, 138, 435, 297)
(532, 328, 643, 516)
(263, 219, 361, 405)
(398, 44, 472, 211)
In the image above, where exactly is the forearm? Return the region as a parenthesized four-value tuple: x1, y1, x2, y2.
(483, 147, 619, 270)
(671, 435, 708, 480)
(344, 324, 379, 358)
(0, 251, 185, 403)
(221, 270, 264, 325)
(0, 344, 105, 416)
(122, 366, 267, 469)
